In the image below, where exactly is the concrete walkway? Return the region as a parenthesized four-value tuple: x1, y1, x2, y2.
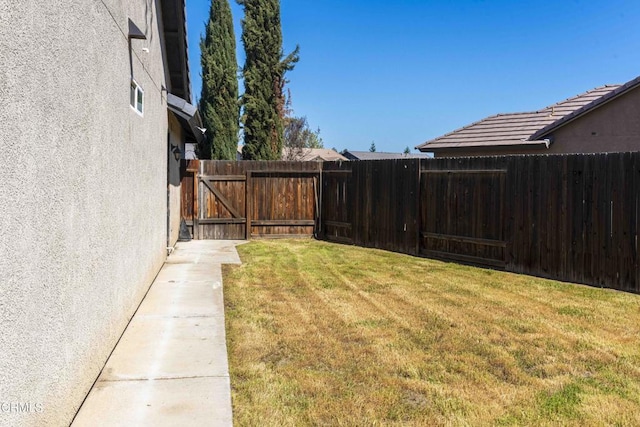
(72, 240, 243, 427)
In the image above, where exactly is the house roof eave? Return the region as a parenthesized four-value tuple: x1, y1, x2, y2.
(168, 93, 204, 144)
(419, 139, 551, 153)
(160, 0, 192, 103)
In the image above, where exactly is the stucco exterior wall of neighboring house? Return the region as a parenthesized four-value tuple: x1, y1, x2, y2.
(544, 86, 640, 154)
(0, 1, 173, 425)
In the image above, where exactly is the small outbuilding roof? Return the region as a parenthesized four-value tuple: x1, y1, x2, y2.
(416, 76, 640, 152)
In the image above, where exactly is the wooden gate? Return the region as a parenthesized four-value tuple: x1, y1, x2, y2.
(199, 172, 247, 239)
(181, 160, 321, 240)
(419, 168, 507, 268)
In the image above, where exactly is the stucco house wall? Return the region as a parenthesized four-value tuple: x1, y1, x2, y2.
(545, 85, 640, 154)
(0, 1, 172, 425)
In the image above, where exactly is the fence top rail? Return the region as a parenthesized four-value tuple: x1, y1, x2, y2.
(421, 169, 508, 174)
(322, 170, 353, 174)
(199, 175, 247, 181)
(249, 170, 321, 175)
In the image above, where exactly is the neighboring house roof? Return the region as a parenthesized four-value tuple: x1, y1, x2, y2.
(343, 150, 431, 160)
(282, 148, 348, 162)
(416, 76, 640, 152)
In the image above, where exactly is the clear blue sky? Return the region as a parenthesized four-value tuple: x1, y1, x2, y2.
(186, 0, 640, 153)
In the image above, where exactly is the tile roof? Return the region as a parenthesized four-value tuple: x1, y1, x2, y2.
(416, 83, 632, 151)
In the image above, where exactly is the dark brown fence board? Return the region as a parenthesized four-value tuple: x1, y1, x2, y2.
(633, 153, 638, 293)
(627, 152, 639, 293)
(417, 157, 507, 267)
(321, 162, 353, 243)
(615, 152, 636, 291)
(507, 156, 521, 272)
(325, 159, 420, 255)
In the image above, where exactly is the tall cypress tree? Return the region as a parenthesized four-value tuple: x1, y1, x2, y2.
(200, 0, 239, 160)
(238, 0, 299, 160)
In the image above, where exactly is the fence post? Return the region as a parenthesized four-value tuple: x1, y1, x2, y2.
(315, 167, 322, 239)
(193, 160, 200, 240)
(245, 171, 252, 240)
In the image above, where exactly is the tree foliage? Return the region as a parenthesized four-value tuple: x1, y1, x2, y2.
(238, 0, 299, 160)
(199, 0, 239, 160)
(283, 116, 323, 160)
(369, 142, 376, 152)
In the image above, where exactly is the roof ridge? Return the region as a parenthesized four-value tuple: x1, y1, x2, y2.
(545, 84, 621, 110)
(347, 150, 403, 154)
(494, 111, 542, 117)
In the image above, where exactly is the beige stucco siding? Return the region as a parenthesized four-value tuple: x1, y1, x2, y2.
(546, 86, 640, 154)
(0, 1, 170, 425)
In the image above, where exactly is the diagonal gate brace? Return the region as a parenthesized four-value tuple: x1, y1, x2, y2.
(201, 179, 243, 219)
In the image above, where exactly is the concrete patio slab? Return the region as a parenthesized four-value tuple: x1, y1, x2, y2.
(136, 280, 225, 318)
(71, 240, 243, 427)
(164, 240, 244, 265)
(154, 263, 226, 283)
(72, 377, 232, 427)
(99, 317, 229, 381)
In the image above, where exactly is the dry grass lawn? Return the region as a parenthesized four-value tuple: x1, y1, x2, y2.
(223, 239, 640, 426)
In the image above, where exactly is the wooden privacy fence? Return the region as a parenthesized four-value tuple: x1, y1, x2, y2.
(321, 152, 640, 294)
(182, 153, 640, 293)
(181, 160, 320, 239)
